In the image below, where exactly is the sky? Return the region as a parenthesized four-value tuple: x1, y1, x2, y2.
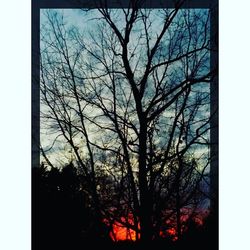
(1, 0, 250, 249)
(40, 8, 211, 168)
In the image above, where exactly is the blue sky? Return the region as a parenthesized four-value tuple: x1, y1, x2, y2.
(40, 8, 211, 168)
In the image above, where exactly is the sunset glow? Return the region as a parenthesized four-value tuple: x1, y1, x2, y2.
(104, 216, 140, 241)
(110, 222, 138, 241)
(105, 209, 208, 242)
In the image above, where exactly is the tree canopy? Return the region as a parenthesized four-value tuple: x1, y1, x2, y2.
(39, 2, 216, 243)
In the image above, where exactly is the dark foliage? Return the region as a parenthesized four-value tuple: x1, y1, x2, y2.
(32, 164, 110, 250)
(32, 164, 217, 250)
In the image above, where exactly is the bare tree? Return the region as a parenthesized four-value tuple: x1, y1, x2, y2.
(40, 1, 216, 243)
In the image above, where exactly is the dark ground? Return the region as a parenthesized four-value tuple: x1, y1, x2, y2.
(32, 166, 218, 250)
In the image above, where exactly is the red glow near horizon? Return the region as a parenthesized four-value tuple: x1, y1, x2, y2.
(110, 221, 138, 241)
(104, 209, 208, 242)
(105, 216, 140, 241)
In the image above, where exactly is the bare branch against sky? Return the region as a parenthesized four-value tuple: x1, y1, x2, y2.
(39, 4, 217, 243)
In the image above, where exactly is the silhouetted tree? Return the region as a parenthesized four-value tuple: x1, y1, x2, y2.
(39, 0, 217, 243)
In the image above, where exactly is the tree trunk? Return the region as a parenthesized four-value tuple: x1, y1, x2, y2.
(138, 116, 153, 243)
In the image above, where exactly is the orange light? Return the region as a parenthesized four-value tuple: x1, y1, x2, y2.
(105, 215, 140, 242)
(110, 222, 138, 241)
(167, 228, 176, 236)
(104, 209, 209, 242)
